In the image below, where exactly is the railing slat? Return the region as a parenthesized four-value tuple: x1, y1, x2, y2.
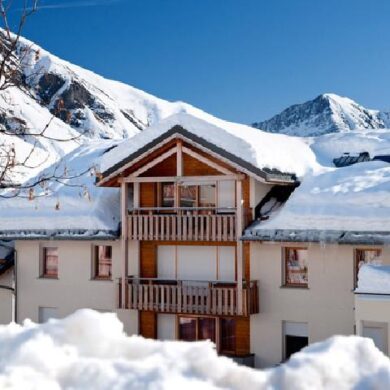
(121, 277, 258, 316)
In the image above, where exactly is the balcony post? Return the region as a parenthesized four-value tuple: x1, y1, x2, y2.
(236, 179, 243, 315)
(120, 180, 128, 309)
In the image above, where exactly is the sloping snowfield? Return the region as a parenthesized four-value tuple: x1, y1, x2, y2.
(0, 310, 389, 390)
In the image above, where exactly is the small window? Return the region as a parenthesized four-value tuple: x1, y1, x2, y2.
(161, 182, 175, 208)
(93, 245, 112, 279)
(42, 247, 58, 278)
(355, 248, 382, 285)
(284, 248, 308, 287)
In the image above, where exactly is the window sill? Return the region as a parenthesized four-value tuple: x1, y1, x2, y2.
(91, 277, 113, 282)
(39, 276, 59, 280)
(280, 284, 309, 290)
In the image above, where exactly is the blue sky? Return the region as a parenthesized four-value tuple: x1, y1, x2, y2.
(10, 0, 390, 123)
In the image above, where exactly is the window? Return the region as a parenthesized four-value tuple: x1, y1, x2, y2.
(42, 247, 58, 278)
(179, 184, 216, 209)
(220, 318, 236, 353)
(178, 316, 217, 343)
(283, 321, 308, 360)
(178, 316, 235, 353)
(284, 248, 308, 287)
(93, 245, 112, 279)
(180, 185, 197, 208)
(355, 248, 382, 285)
(161, 182, 175, 207)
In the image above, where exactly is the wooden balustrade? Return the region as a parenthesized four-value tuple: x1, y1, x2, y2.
(128, 208, 237, 241)
(118, 278, 259, 317)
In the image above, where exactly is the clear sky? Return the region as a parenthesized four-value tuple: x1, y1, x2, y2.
(9, 0, 390, 123)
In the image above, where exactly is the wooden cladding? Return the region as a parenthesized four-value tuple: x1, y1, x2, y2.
(120, 278, 259, 317)
(139, 311, 157, 339)
(129, 212, 236, 242)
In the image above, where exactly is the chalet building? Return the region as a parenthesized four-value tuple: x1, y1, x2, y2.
(0, 114, 389, 368)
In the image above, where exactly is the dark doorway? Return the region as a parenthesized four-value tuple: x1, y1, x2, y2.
(285, 335, 308, 360)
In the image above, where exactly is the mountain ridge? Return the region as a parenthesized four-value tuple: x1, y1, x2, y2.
(252, 93, 390, 137)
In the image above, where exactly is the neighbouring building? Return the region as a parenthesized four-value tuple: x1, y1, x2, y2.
(0, 113, 389, 368)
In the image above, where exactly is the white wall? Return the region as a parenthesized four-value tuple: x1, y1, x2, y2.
(157, 245, 235, 281)
(355, 295, 390, 355)
(249, 242, 390, 368)
(15, 240, 138, 335)
(0, 269, 13, 324)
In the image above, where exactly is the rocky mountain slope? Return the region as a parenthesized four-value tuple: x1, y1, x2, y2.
(0, 32, 206, 184)
(252, 93, 390, 136)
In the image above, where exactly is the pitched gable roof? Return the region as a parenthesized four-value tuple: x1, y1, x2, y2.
(98, 113, 318, 186)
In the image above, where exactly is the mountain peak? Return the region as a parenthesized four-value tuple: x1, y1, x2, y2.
(253, 93, 388, 137)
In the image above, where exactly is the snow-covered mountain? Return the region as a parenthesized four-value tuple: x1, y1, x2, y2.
(252, 93, 390, 137)
(0, 32, 207, 184)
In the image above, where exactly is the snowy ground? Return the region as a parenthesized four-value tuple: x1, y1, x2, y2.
(0, 310, 389, 390)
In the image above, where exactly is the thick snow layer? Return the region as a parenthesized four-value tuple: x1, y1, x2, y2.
(356, 264, 390, 294)
(0, 309, 389, 389)
(248, 160, 390, 233)
(311, 129, 390, 167)
(0, 141, 120, 236)
(100, 113, 320, 178)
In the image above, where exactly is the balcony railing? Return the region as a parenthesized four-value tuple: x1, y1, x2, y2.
(127, 208, 237, 241)
(118, 278, 259, 317)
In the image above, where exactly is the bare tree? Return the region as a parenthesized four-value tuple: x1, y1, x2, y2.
(0, 1, 87, 195)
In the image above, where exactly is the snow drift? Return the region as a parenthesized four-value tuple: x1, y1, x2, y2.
(0, 309, 389, 390)
(356, 264, 390, 294)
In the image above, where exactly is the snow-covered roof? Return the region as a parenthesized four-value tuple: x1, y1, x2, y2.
(0, 141, 120, 240)
(244, 160, 390, 243)
(99, 113, 319, 183)
(356, 264, 390, 295)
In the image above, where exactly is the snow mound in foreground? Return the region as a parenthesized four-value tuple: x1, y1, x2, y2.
(0, 310, 389, 389)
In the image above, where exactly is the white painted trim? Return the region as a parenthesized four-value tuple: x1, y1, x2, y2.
(236, 180, 243, 315)
(124, 174, 244, 183)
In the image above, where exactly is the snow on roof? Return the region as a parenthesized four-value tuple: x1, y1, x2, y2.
(356, 264, 390, 295)
(245, 160, 390, 240)
(0, 141, 120, 239)
(0, 309, 389, 389)
(100, 112, 320, 180)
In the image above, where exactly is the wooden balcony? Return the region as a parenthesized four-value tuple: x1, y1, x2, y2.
(118, 278, 259, 317)
(127, 208, 237, 241)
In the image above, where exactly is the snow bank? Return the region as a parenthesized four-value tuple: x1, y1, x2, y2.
(0, 141, 120, 237)
(101, 112, 320, 179)
(248, 160, 390, 234)
(356, 264, 390, 294)
(0, 310, 389, 390)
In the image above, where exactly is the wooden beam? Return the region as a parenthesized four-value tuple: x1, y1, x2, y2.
(182, 146, 234, 175)
(124, 174, 244, 183)
(130, 147, 177, 177)
(236, 180, 243, 315)
(120, 181, 129, 309)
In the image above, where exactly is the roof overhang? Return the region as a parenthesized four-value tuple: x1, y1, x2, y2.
(242, 228, 390, 245)
(97, 125, 297, 187)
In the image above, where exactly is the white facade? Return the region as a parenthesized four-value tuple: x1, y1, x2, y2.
(15, 240, 138, 334)
(250, 242, 390, 367)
